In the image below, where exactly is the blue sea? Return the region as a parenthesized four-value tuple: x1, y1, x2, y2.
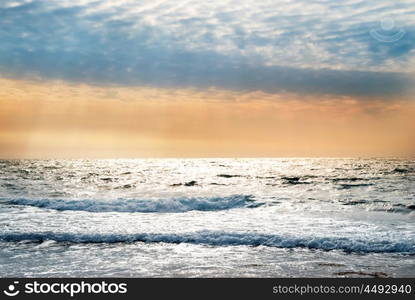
(0, 158, 414, 277)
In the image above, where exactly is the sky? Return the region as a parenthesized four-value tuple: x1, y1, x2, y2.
(0, 0, 414, 157)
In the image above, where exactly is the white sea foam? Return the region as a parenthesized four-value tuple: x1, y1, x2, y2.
(1, 158, 414, 277)
(3, 195, 260, 213)
(1, 231, 414, 254)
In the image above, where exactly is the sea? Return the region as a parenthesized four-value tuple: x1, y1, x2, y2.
(0, 158, 414, 277)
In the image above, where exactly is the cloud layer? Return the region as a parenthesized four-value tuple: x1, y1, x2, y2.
(1, 78, 414, 158)
(1, 0, 414, 97)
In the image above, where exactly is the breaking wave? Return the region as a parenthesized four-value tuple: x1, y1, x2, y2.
(2, 195, 261, 213)
(1, 231, 414, 254)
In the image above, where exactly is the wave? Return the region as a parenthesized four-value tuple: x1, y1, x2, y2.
(1, 231, 414, 254)
(170, 180, 198, 187)
(369, 204, 415, 214)
(339, 200, 415, 214)
(331, 177, 368, 182)
(281, 176, 314, 185)
(337, 183, 374, 189)
(217, 174, 244, 178)
(393, 167, 414, 174)
(2, 195, 260, 213)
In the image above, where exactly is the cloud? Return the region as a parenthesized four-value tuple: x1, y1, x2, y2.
(1, 78, 414, 158)
(0, 0, 414, 97)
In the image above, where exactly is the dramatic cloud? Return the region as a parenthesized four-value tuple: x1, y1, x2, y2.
(1, 78, 414, 158)
(0, 0, 414, 97)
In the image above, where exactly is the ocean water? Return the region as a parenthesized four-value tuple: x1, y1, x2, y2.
(0, 158, 414, 277)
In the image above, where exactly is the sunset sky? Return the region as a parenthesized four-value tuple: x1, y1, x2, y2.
(0, 0, 414, 158)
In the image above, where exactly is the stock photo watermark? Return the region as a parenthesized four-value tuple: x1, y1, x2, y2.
(3, 281, 20, 297)
(2, 280, 128, 297)
(370, 18, 406, 43)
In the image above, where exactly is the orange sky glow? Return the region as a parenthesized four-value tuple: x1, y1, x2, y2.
(0, 78, 414, 158)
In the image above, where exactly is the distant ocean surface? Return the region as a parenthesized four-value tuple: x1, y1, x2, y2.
(0, 158, 414, 277)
